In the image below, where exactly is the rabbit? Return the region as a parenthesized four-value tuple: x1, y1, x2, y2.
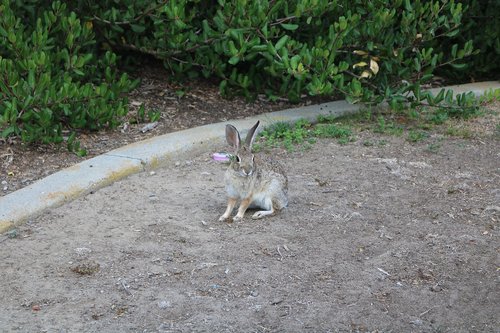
(218, 120, 288, 222)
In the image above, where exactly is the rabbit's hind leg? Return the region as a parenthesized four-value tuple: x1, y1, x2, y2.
(251, 209, 274, 219)
(251, 197, 274, 219)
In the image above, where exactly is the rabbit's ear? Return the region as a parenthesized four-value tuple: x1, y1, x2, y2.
(245, 121, 260, 149)
(225, 124, 241, 149)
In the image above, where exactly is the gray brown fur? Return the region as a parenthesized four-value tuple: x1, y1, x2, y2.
(219, 121, 288, 222)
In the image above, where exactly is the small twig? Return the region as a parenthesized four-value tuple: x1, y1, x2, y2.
(270, 15, 297, 26)
(120, 280, 132, 295)
(419, 307, 435, 318)
(377, 267, 391, 276)
(277, 246, 284, 261)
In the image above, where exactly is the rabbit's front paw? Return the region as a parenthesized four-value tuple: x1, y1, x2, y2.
(218, 214, 231, 223)
(232, 215, 244, 222)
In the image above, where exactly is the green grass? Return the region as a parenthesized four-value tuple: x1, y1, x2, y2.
(373, 116, 404, 136)
(257, 118, 353, 151)
(427, 142, 441, 153)
(407, 130, 430, 143)
(256, 89, 498, 152)
(445, 126, 473, 139)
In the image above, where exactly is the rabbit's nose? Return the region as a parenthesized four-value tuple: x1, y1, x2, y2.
(240, 168, 252, 177)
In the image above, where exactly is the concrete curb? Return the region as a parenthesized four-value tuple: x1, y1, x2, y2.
(1, 81, 499, 233)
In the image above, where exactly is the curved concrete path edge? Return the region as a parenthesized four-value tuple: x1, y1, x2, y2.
(1, 81, 499, 233)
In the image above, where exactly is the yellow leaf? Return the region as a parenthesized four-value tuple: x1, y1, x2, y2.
(353, 50, 368, 56)
(8, 171, 14, 176)
(297, 63, 304, 73)
(416, 33, 422, 39)
(360, 70, 372, 78)
(353, 61, 368, 69)
(370, 59, 379, 75)
(85, 21, 93, 30)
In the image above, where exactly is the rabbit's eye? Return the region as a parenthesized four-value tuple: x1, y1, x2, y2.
(236, 156, 241, 163)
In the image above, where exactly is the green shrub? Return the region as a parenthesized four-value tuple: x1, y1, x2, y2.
(0, 1, 136, 149)
(438, 0, 500, 80)
(82, 0, 484, 106)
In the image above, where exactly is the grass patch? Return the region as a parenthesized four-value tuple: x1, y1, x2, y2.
(256, 90, 498, 152)
(257, 118, 353, 151)
(373, 116, 404, 136)
(445, 126, 473, 139)
(427, 142, 442, 153)
(407, 130, 430, 143)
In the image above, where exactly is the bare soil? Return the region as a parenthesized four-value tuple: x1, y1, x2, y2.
(0, 106, 499, 331)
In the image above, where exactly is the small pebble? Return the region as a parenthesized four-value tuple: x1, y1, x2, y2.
(140, 121, 158, 133)
(157, 300, 171, 309)
(74, 247, 92, 256)
(430, 285, 443, 292)
(410, 319, 423, 326)
(149, 171, 156, 176)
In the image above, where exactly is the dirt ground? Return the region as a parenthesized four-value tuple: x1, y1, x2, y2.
(0, 116, 499, 332)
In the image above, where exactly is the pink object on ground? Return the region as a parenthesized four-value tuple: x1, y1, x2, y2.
(212, 152, 230, 162)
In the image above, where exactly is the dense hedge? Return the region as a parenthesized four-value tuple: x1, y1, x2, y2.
(437, 0, 500, 80)
(0, 1, 137, 151)
(81, 0, 498, 100)
(1, 0, 498, 147)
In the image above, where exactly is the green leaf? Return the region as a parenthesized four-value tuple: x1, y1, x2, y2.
(130, 24, 146, 33)
(228, 40, 238, 56)
(404, 0, 412, 11)
(267, 42, 278, 56)
(275, 35, 289, 51)
(228, 56, 240, 65)
(449, 63, 467, 70)
(1, 127, 16, 138)
(280, 23, 299, 31)
(451, 44, 458, 58)
(28, 70, 36, 88)
(219, 79, 228, 93)
(290, 55, 300, 70)
(8, 31, 17, 43)
(338, 17, 347, 30)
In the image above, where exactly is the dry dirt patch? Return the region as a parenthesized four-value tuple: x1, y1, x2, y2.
(0, 125, 498, 332)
